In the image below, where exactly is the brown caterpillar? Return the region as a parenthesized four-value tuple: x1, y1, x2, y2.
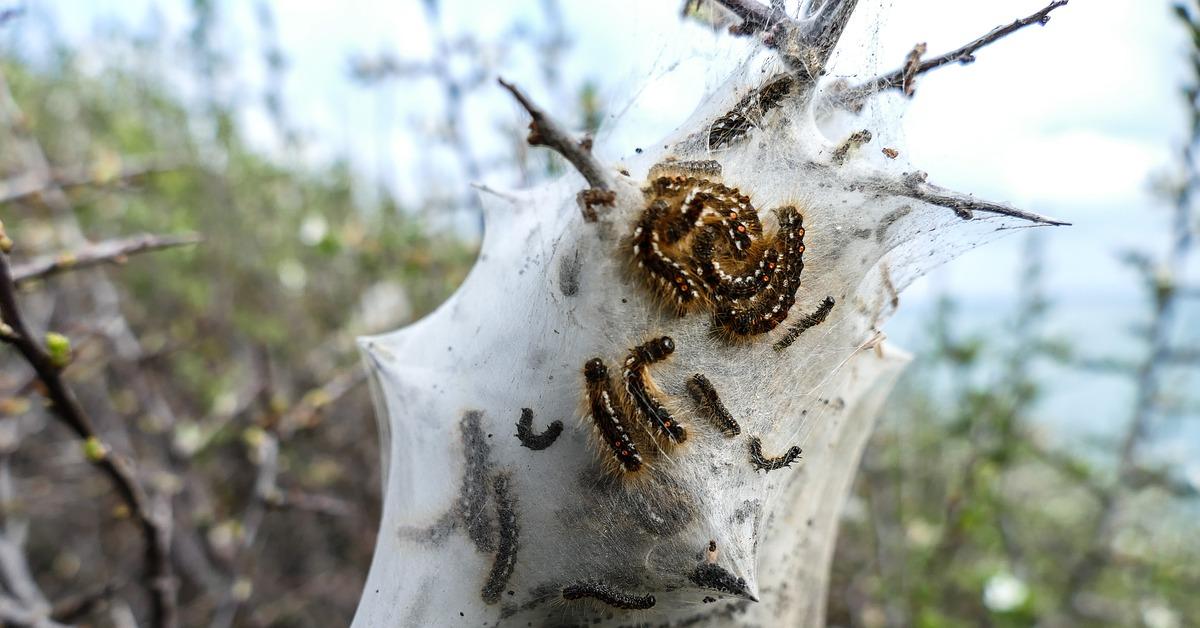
(631, 200, 704, 313)
(515, 407, 562, 451)
(774, 296, 836, 351)
(623, 337, 687, 444)
(711, 207, 807, 340)
(749, 436, 802, 472)
(708, 75, 795, 150)
(561, 581, 656, 610)
(692, 225, 780, 301)
(647, 158, 722, 180)
(583, 359, 644, 473)
(481, 473, 519, 604)
(644, 177, 763, 259)
(686, 374, 740, 437)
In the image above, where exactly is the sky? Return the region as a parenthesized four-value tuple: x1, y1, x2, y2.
(19, 0, 1199, 473)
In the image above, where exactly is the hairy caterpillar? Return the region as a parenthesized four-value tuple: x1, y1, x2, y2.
(561, 582, 656, 610)
(583, 358, 644, 473)
(646, 176, 762, 255)
(692, 225, 780, 301)
(749, 436, 802, 472)
(708, 75, 796, 150)
(631, 200, 704, 313)
(688, 563, 752, 598)
(623, 337, 687, 445)
(481, 473, 519, 604)
(515, 407, 563, 451)
(686, 374, 740, 437)
(711, 206, 807, 340)
(773, 296, 836, 351)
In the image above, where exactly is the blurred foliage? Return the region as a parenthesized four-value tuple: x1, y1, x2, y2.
(828, 3, 1200, 626)
(0, 1, 1197, 627)
(0, 3, 476, 625)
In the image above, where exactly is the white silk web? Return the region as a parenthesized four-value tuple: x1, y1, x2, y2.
(354, 1, 1065, 626)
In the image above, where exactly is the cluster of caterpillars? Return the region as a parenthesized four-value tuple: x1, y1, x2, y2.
(579, 337, 802, 477)
(582, 337, 682, 474)
(631, 161, 830, 342)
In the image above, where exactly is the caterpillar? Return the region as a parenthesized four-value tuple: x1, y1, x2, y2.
(773, 296, 836, 351)
(708, 75, 796, 150)
(515, 407, 562, 451)
(583, 358, 644, 473)
(688, 563, 751, 598)
(645, 177, 762, 257)
(623, 337, 687, 444)
(749, 436, 802, 472)
(631, 200, 704, 313)
(692, 225, 780, 301)
(561, 581, 656, 610)
(686, 374, 740, 437)
(481, 473, 519, 604)
(457, 410, 495, 552)
(711, 206, 807, 339)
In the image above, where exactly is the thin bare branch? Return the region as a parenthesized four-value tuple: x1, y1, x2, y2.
(11, 233, 202, 286)
(51, 581, 121, 624)
(832, 1, 1069, 110)
(714, 0, 788, 34)
(0, 253, 177, 628)
(709, 0, 860, 79)
(278, 367, 368, 437)
(0, 158, 185, 206)
(497, 77, 611, 191)
(1164, 348, 1200, 364)
(833, 166, 1070, 226)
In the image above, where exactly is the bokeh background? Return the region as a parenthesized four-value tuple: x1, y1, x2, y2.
(0, 0, 1196, 626)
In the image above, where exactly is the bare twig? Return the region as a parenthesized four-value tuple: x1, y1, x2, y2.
(278, 367, 368, 437)
(714, 0, 788, 35)
(0, 253, 177, 628)
(211, 365, 366, 628)
(497, 77, 611, 191)
(1164, 347, 1200, 364)
(51, 581, 121, 624)
(0, 158, 185, 206)
(11, 233, 202, 286)
(0, 452, 57, 626)
(832, 1, 1069, 109)
(710, 0, 860, 79)
(827, 165, 1069, 226)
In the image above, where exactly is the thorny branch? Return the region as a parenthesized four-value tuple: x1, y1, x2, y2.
(831, 1, 1069, 110)
(11, 233, 202, 286)
(498, 77, 611, 192)
(0, 251, 177, 628)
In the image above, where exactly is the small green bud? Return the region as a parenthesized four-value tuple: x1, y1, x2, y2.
(0, 219, 11, 254)
(45, 332, 72, 368)
(83, 436, 109, 462)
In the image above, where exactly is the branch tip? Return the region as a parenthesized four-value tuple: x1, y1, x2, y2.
(831, 0, 1070, 110)
(497, 77, 611, 192)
